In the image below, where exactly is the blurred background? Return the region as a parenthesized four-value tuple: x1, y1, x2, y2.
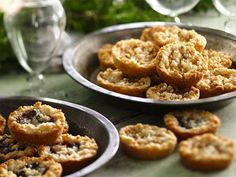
(0, 0, 214, 72)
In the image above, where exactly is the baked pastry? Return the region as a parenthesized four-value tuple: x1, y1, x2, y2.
(0, 134, 36, 163)
(8, 102, 66, 145)
(146, 83, 200, 101)
(140, 25, 207, 51)
(196, 68, 236, 97)
(0, 115, 6, 135)
(179, 133, 234, 171)
(164, 110, 221, 140)
(119, 123, 177, 160)
(97, 68, 151, 96)
(97, 44, 116, 69)
(38, 134, 98, 174)
(202, 49, 232, 70)
(0, 157, 62, 177)
(112, 39, 157, 77)
(63, 120, 69, 134)
(156, 42, 207, 87)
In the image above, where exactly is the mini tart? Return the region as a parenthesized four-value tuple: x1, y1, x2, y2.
(146, 83, 200, 101)
(178, 133, 234, 171)
(196, 68, 236, 98)
(140, 25, 207, 52)
(0, 157, 62, 177)
(97, 44, 116, 69)
(202, 49, 232, 70)
(164, 110, 221, 140)
(156, 42, 207, 87)
(97, 68, 151, 97)
(0, 115, 6, 135)
(8, 102, 66, 145)
(0, 134, 36, 163)
(38, 134, 98, 174)
(112, 39, 157, 77)
(119, 123, 177, 160)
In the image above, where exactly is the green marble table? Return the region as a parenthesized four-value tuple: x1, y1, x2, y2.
(1, 10, 236, 177)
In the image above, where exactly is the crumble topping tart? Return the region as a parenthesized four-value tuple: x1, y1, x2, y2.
(97, 44, 116, 69)
(112, 39, 157, 77)
(97, 68, 151, 96)
(179, 133, 234, 171)
(119, 123, 177, 160)
(146, 83, 200, 101)
(156, 42, 207, 87)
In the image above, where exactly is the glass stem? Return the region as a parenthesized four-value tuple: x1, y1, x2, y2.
(27, 73, 45, 93)
(174, 16, 181, 24)
(224, 17, 231, 33)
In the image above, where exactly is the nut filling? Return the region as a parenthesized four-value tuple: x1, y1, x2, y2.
(14, 162, 48, 177)
(0, 135, 26, 154)
(17, 109, 54, 126)
(175, 114, 207, 129)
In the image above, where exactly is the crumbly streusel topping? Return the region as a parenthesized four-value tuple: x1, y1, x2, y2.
(99, 68, 150, 87)
(121, 123, 176, 145)
(157, 42, 206, 74)
(112, 39, 157, 65)
(202, 49, 232, 69)
(146, 83, 200, 101)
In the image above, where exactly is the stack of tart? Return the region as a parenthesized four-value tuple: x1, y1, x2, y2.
(119, 109, 235, 172)
(97, 25, 235, 100)
(0, 102, 98, 177)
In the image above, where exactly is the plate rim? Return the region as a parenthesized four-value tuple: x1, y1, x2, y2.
(0, 95, 119, 177)
(63, 21, 236, 107)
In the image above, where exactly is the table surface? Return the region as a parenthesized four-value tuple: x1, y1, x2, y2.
(1, 10, 236, 177)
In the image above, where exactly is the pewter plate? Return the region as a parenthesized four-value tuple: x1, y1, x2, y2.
(63, 22, 236, 109)
(0, 96, 119, 177)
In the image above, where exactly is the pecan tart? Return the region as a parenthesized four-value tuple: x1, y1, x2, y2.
(0, 115, 6, 135)
(38, 134, 98, 174)
(0, 157, 62, 177)
(8, 102, 66, 145)
(164, 110, 221, 140)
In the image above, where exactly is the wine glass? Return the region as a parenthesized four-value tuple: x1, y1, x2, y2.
(145, 0, 200, 23)
(213, 0, 236, 34)
(4, 0, 66, 95)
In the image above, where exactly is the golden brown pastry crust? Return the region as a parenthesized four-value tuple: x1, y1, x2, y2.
(0, 115, 6, 135)
(0, 134, 36, 163)
(119, 123, 177, 160)
(156, 42, 207, 87)
(146, 83, 200, 101)
(8, 102, 66, 145)
(0, 157, 62, 177)
(141, 25, 207, 52)
(196, 68, 236, 97)
(97, 68, 151, 96)
(164, 110, 221, 140)
(179, 133, 234, 171)
(38, 134, 98, 175)
(202, 49, 232, 70)
(112, 39, 157, 77)
(97, 44, 116, 69)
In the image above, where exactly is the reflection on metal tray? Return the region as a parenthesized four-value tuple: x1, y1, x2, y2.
(63, 22, 236, 109)
(0, 96, 119, 177)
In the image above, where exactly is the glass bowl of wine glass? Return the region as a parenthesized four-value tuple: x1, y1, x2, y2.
(213, 0, 236, 34)
(146, 0, 200, 23)
(4, 0, 66, 95)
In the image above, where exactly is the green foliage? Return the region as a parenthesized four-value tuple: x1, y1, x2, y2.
(0, 0, 214, 71)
